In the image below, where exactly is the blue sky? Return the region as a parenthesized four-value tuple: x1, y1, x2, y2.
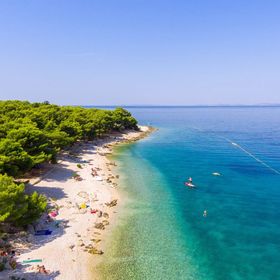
(0, 0, 280, 105)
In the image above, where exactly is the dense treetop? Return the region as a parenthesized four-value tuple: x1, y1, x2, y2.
(0, 100, 138, 177)
(0, 174, 47, 227)
(0, 100, 138, 227)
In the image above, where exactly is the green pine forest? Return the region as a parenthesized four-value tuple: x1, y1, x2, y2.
(0, 100, 138, 228)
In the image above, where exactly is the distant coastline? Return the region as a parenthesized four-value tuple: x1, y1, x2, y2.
(84, 104, 280, 109)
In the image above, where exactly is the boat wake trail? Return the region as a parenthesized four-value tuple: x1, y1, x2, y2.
(223, 137, 280, 175)
(190, 126, 280, 175)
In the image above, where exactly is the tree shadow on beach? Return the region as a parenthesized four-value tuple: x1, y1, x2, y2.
(16, 218, 69, 254)
(65, 145, 98, 158)
(1, 222, 67, 280)
(41, 164, 75, 183)
(28, 219, 69, 251)
(25, 185, 67, 200)
(3, 269, 60, 280)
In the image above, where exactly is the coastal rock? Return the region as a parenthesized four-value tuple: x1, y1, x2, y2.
(94, 223, 105, 230)
(103, 212, 109, 219)
(102, 220, 109, 226)
(91, 239, 101, 243)
(105, 199, 118, 207)
(87, 247, 104, 255)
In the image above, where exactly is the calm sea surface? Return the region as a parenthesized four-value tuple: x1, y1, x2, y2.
(97, 107, 280, 280)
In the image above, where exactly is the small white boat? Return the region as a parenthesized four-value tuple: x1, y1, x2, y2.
(212, 172, 221, 176)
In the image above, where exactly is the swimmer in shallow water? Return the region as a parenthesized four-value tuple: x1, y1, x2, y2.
(203, 210, 207, 217)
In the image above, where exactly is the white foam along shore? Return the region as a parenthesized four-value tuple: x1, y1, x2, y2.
(1, 126, 154, 280)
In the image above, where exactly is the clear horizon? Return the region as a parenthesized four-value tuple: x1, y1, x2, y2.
(87, 103, 280, 107)
(1, 0, 280, 105)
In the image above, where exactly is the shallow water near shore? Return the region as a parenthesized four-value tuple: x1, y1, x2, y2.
(96, 107, 280, 280)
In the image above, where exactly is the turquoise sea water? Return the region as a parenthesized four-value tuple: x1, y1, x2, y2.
(97, 107, 280, 280)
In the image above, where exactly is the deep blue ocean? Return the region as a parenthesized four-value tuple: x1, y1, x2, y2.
(97, 107, 280, 280)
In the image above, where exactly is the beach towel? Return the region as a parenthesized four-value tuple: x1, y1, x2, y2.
(80, 203, 87, 209)
(23, 259, 43, 264)
(49, 210, 58, 217)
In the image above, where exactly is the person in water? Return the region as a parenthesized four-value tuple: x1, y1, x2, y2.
(188, 177, 193, 183)
(203, 210, 207, 217)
